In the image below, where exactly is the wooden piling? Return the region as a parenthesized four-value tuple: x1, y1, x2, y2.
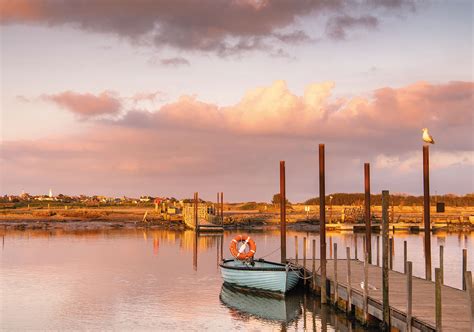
(329, 236, 333, 259)
(295, 235, 299, 264)
(216, 192, 220, 218)
(355, 234, 358, 260)
(440, 245, 444, 284)
(194, 192, 199, 229)
(334, 243, 338, 305)
(407, 261, 413, 332)
(462, 249, 467, 290)
(319, 144, 327, 304)
(220, 192, 224, 224)
(465, 271, 473, 328)
(423, 145, 432, 281)
(303, 237, 307, 286)
(382, 190, 390, 329)
(364, 163, 372, 264)
(280, 161, 287, 264)
(346, 246, 352, 315)
(435, 268, 442, 331)
(363, 250, 369, 324)
(404, 241, 407, 274)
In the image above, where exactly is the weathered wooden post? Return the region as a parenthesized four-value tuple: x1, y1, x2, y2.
(295, 235, 299, 264)
(312, 239, 316, 291)
(194, 192, 199, 229)
(221, 192, 224, 224)
(216, 192, 219, 218)
(364, 163, 372, 264)
(334, 243, 338, 305)
(280, 161, 287, 264)
(382, 190, 390, 329)
(389, 238, 393, 270)
(319, 144, 327, 304)
(435, 268, 442, 331)
(329, 236, 333, 259)
(406, 261, 413, 332)
(439, 245, 444, 284)
(303, 237, 307, 286)
(363, 249, 369, 324)
(377, 235, 380, 266)
(423, 145, 432, 281)
(462, 249, 467, 290)
(404, 241, 408, 274)
(465, 271, 473, 328)
(346, 246, 352, 315)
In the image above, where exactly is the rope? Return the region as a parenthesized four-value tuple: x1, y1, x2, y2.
(288, 262, 321, 280)
(259, 246, 281, 259)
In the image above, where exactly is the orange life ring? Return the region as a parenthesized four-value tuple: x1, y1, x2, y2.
(229, 234, 256, 260)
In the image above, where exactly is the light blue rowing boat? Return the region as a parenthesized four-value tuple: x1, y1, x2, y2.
(219, 258, 300, 294)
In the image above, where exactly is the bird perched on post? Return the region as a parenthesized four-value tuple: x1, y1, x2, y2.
(422, 128, 435, 144)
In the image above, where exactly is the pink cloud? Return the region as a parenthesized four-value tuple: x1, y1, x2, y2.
(43, 91, 121, 118)
(2, 80, 473, 200)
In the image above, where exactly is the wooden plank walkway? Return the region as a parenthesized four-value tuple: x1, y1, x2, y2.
(290, 258, 472, 332)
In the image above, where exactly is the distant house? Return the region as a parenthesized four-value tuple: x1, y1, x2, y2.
(140, 196, 152, 202)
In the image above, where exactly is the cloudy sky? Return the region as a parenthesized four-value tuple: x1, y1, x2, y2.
(1, 0, 473, 202)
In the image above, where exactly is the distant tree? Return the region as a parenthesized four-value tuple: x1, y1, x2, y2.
(272, 193, 290, 206)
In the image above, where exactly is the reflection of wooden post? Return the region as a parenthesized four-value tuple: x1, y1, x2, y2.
(319, 144, 327, 304)
(334, 243, 338, 305)
(280, 162, 287, 264)
(312, 239, 316, 291)
(382, 190, 390, 329)
(303, 237, 307, 286)
(346, 247, 352, 314)
(423, 145, 432, 281)
(406, 261, 413, 332)
(364, 163, 372, 264)
(463, 249, 467, 290)
(435, 268, 442, 331)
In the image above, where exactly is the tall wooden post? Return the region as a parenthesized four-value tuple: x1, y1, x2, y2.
(319, 144, 327, 304)
(462, 249, 467, 290)
(334, 243, 338, 305)
(194, 192, 199, 229)
(382, 190, 390, 329)
(220, 192, 224, 224)
(364, 163, 372, 264)
(423, 145, 432, 281)
(465, 271, 473, 328)
(439, 245, 444, 285)
(303, 237, 307, 286)
(216, 192, 220, 218)
(312, 239, 316, 291)
(346, 247, 352, 314)
(435, 268, 442, 331)
(295, 236, 299, 264)
(404, 241, 408, 274)
(280, 161, 287, 264)
(406, 261, 413, 332)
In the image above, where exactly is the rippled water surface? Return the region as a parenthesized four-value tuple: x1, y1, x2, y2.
(1, 229, 472, 330)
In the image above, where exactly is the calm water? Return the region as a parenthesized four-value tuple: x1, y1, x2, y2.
(1, 229, 472, 330)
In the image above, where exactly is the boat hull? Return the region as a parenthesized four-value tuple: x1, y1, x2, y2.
(219, 259, 299, 294)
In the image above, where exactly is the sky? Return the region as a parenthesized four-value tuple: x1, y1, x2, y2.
(0, 0, 473, 202)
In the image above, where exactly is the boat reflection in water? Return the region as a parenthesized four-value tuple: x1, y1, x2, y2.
(219, 284, 303, 324)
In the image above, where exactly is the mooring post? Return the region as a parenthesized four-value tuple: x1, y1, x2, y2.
(334, 243, 338, 305)
(295, 235, 299, 264)
(194, 192, 199, 229)
(439, 245, 444, 284)
(216, 192, 219, 217)
(462, 249, 467, 290)
(312, 239, 316, 291)
(364, 163, 372, 264)
(346, 246, 352, 315)
(404, 241, 408, 274)
(406, 261, 413, 332)
(221, 192, 224, 224)
(355, 234, 358, 261)
(423, 145, 432, 281)
(280, 161, 287, 264)
(329, 236, 333, 259)
(465, 271, 473, 328)
(377, 235, 380, 267)
(303, 237, 307, 286)
(382, 190, 390, 329)
(319, 144, 327, 304)
(363, 249, 369, 324)
(435, 268, 442, 331)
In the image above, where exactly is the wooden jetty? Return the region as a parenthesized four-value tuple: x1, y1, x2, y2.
(289, 255, 473, 331)
(183, 192, 223, 232)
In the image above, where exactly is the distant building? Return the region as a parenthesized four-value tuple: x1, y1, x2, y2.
(49, 188, 53, 198)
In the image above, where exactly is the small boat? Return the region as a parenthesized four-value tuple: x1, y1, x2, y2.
(220, 258, 300, 294)
(219, 284, 302, 323)
(219, 234, 300, 294)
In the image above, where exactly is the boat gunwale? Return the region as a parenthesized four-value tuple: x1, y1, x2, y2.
(219, 258, 289, 272)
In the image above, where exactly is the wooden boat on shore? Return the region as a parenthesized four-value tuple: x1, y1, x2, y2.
(219, 258, 300, 294)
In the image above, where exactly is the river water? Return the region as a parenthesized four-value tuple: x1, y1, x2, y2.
(1, 229, 472, 330)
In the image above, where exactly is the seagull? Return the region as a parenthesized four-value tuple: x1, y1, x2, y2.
(422, 128, 435, 144)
